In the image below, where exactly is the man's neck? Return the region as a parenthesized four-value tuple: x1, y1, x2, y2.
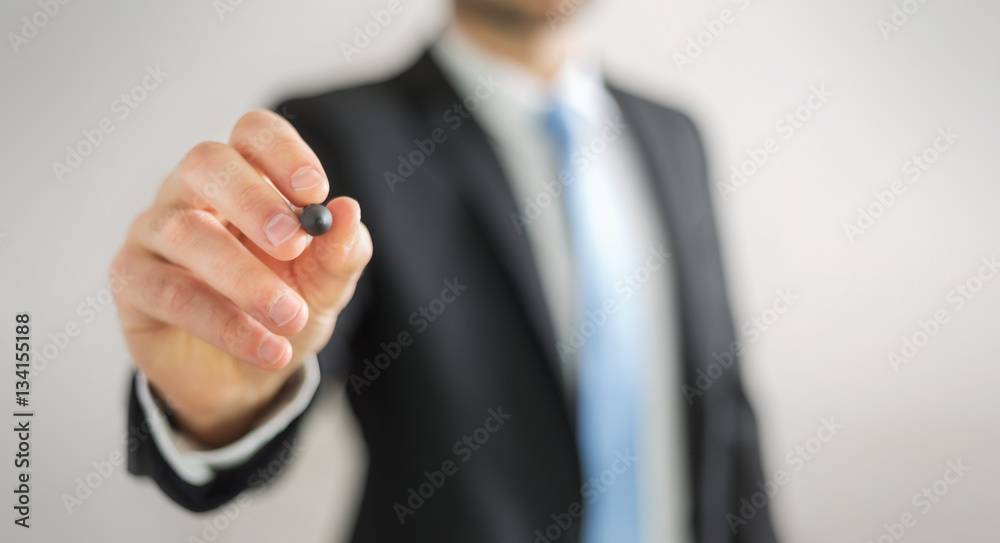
(452, 9, 568, 81)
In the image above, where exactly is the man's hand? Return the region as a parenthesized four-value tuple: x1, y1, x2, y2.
(110, 110, 372, 447)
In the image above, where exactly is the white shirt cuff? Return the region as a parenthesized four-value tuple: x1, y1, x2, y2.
(135, 354, 321, 486)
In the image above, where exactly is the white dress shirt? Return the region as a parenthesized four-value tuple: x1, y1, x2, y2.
(136, 23, 691, 543)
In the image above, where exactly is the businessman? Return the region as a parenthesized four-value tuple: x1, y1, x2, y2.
(114, 0, 778, 541)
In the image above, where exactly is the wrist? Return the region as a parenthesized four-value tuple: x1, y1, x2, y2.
(165, 373, 290, 448)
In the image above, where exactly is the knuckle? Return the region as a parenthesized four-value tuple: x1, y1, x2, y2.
(333, 244, 357, 271)
(231, 182, 275, 218)
(357, 229, 374, 264)
(271, 138, 312, 165)
(220, 312, 257, 355)
(357, 243, 374, 271)
(147, 271, 197, 316)
(341, 228, 373, 271)
(208, 245, 238, 276)
(108, 253, 130, 301)
(182, 141, 229, 174)
(181, 144, 242, 200)
(225, 264, 268, 316)
(126, 208, 156, 243)
(233, 110, 288, 152)
(235, 110, 276, 133)
(159, 208, 215, 251)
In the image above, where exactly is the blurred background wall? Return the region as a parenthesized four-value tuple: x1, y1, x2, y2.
(1, 0, 997, 541)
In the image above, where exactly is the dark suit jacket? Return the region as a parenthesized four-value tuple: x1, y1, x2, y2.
(127, 50, 778, 543)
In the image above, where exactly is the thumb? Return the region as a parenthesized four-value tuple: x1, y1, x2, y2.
(293, 196, 373, 315)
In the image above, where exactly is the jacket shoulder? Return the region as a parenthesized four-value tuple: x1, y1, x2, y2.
(608, 85, 704, 146)
(274, 52, 434, 122)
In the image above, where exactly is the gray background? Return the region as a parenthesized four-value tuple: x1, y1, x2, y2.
(1, 0, 998, 541)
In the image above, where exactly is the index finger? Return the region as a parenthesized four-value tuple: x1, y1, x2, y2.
(229, 110, 329, 208)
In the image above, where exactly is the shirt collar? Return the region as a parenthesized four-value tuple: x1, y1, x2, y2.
(431, 23, 614, 136)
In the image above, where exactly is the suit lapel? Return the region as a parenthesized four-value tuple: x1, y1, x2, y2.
(399, 53, 566, 397)
(609, 85, 711, 362)
(612, 86, 736, 533)
(610, 84, 710, 511)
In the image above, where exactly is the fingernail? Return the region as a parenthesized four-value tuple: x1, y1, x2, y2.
(290, 167, 323, 191)
(265, 213, 299, 246)
(258, 335, 287, 365)
(268, 291, 302, 326)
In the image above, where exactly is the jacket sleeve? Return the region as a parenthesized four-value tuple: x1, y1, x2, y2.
(126, 357, 321, 512)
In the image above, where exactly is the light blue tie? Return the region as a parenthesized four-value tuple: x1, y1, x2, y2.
(544, 102, 645, 543)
